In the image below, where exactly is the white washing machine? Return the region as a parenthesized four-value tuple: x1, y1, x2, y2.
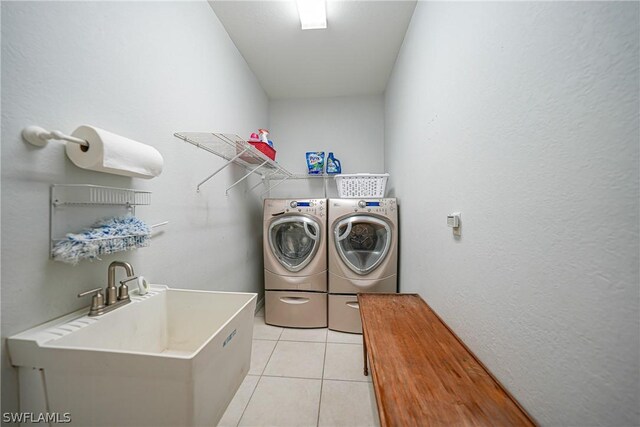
(328, 198, 398, 333)
(263, 198, 327, 328)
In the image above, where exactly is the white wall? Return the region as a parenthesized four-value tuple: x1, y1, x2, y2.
(1, 1, 268, 413)
(385, 2, 639, 425)
(268, 95, 384, 199)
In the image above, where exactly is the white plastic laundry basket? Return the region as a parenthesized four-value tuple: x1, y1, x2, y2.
(335, 174, 389, 198)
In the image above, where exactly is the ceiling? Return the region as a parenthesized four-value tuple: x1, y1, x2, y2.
(209, 1, 417, 99)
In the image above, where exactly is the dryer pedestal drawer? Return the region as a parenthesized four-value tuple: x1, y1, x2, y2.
(265, 291, 327, 328)
(329, 272, 397, 294)
(328, 294, 363, 334)
(265, 269, 327, 292)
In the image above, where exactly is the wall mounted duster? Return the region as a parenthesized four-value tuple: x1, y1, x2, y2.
(22, 125, 164, 179)
(49, 184, 168, 264)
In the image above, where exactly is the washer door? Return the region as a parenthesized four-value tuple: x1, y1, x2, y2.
(269, 216, 321, 273)
(334, 215, 392, 275)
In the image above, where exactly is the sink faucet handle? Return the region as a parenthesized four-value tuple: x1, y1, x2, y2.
(77, 287, 103, 298)
(119, 276, 138, 285)
(77, 287, 105, 316)
(118, 276, 137, 301)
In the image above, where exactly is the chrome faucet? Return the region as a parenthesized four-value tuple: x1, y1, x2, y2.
(78, 261, 137, 317)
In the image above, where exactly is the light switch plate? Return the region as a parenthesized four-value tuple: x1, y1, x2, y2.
(447, 212, 460, 228)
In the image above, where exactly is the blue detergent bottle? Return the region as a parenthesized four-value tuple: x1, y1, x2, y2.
(326, 152, 342, 174)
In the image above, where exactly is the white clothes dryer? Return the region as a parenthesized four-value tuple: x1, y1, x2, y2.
(328, 198, 398, 333)
(263, 199, 327, 328)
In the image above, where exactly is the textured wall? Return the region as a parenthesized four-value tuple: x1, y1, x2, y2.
(385, 2, 639, 425)
(268, 95, 385, 199)
(1, 1, 268, 413)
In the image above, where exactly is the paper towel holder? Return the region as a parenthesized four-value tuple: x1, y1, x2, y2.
(22, 125, 90, 151)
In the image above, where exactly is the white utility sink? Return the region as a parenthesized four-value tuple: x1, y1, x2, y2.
(8, 285, 257, 426)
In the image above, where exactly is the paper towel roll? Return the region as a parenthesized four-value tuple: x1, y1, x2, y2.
(66, 125, 163, 179)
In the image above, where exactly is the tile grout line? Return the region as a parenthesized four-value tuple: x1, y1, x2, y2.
(237, 321, 280, 427)
(316, 333, 329, 427)
(255, 328, 362, 345)
(259, 374, 369, 383)
(258, 336, 280, 376)
(254, 338, 362, 345)
(234, 375, 260, 427)
(241, 321, 368, 426)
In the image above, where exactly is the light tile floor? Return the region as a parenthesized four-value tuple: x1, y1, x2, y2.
(218, 308, 379, 427)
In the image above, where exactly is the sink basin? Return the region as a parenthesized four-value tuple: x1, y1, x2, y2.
(8, 285, 257, 426)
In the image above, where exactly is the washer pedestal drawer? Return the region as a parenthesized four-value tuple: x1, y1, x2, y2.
(328, 294, 363, 334)
(265, 291, 327, 328)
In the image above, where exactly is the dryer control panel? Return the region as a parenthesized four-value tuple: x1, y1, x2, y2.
(336, 198, 397, 216)
(266, 199, 325, 217)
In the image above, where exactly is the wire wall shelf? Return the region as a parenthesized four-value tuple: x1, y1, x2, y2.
(51, 184, 151, 206)
(50, 184, 162, 264)
(173, 132, 293, 194)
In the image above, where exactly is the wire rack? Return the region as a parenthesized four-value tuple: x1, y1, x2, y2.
(51, 234, 151, 264)
(50, 184, 153, 263)
(51, 184, 151, 206)
(174, 132, 293, 194)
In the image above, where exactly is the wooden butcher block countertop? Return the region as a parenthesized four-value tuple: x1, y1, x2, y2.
(358, 293, 536, 427)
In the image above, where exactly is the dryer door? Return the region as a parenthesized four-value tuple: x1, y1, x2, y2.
(334, 215, 392, 275)
(269, 216, 321, 273)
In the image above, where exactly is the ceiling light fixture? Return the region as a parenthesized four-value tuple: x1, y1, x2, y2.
(296, 0, 327, 30)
